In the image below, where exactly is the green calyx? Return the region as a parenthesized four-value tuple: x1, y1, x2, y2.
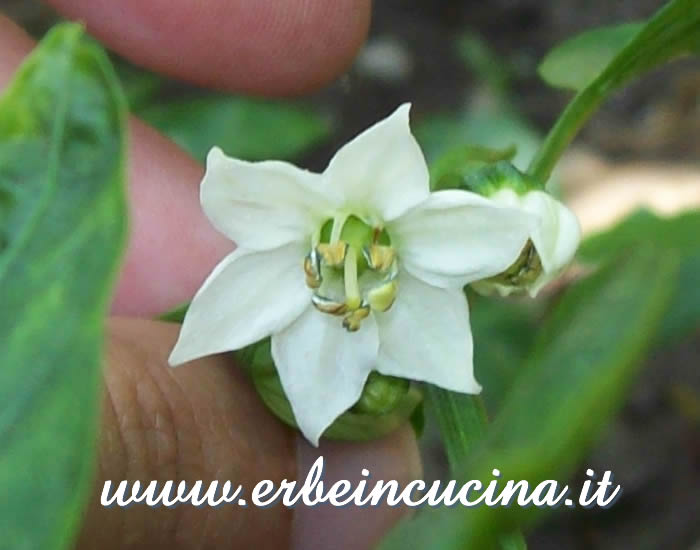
(432, 154, 544, 198)
(430, 144, 517, 191)
(244, 338, 422, 441)
(353, 372, 410, 414)
(463, 161, 544, 197)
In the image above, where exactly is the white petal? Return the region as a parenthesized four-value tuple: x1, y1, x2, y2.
(375, 273, 480, 393)
(490, 188, 581, 296)
(520, 191, 581, 273)
(390, 190, 537, 288)
(169, 242, 310, 365)
(201, 147, 335, 250)
(323, 104, 430, 222)
(271, 307, 379, 446)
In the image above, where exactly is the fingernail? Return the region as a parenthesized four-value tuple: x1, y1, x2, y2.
(292, 426, 422, 550)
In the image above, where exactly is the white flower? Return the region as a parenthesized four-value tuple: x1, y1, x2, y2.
(473, 188, 581, 297)
(168, 104, 537, 445)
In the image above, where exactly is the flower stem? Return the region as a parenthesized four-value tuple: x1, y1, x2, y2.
(526, 84, 606, 184)
(425, 386, 528, 550)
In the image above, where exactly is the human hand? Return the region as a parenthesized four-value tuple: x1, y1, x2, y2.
(0, 3, 421, 549)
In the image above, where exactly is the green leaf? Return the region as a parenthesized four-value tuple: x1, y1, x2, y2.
(0, 23, 127, 550)
(426, 388, 529, 550)
(158, 301, 189, 323)
(538, 22, 644, 90)
(529, 0, 700, 182)
(138, 96, 331, 162)
(578, 209, 700, 259)
(380, 248, 677, 549)
(579, 208, 700, 346)
(470, 296, 538, 412)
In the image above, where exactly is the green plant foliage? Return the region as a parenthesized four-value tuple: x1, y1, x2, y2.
(138, 96, 331, 162)
(0, 24, 127, 550)
(380, 248, 677, 549)
(416, 31, 542, 174)
(529, 0, 700, 182)
(428, 144, 517, 191)
(455, 32, 512, 94)
(112, 58, 163, 112)
(469, 297, 538, 412)
(579, 208, 700, 346)
(415, 105, 541, 173)
(538, 22, 644, 90)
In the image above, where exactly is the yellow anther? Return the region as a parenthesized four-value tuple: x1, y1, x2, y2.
(363, 244, 396, 272)
(367, 280, 398, 312)
(311, 294, 348, 315)
(343, 305, 370, 332)
(317, 241, 348, 267)
(303, 251, 321, 289)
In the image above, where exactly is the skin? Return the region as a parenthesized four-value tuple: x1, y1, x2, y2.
(0, 3, 422, 549)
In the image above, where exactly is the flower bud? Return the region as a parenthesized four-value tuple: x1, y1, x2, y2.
(353, 372, 409, 414)
(458, 161, 581, 297)
(244, 338, 422, 441)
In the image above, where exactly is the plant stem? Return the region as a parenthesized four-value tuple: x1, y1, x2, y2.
(526, 84, 606, 184)
(426, 386, 528, 550)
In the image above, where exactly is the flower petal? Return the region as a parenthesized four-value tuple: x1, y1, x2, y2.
(201, 147, 335, 250)
(489, 188, 581, 296)
(169, 242, 310, 365)
(390, 190, 537, 288)
(271, 307, 379, 446)
(375, 273, 480, 393)
(323, 104, 430, 222)
(519, 190, 581, 274)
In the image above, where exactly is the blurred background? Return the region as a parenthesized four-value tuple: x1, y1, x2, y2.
(4, 0, 699, 548)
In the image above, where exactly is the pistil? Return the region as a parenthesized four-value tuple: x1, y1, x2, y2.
(305, 215, 400, 331)
(343, 247, 362, 310)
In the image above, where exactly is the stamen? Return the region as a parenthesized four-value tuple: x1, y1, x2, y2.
(344, 247, 361, 310)
(367, 280, 398, 312)
(303, 249, 322, 288)
(311, 294, 348, 315)
(499, 240, 542, 285)
(317, 242, 348, 267)
(343, 304, 370, 332)
(363, 244, 396, 272)
(329, 213, 349, 245)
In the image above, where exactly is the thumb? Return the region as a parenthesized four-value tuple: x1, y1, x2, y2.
(76, 318, 421, 549)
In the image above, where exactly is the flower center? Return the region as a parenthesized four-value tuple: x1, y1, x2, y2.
(303, 215, 398, 331)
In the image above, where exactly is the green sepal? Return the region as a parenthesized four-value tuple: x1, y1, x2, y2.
(430, 144, 517, 191)
(460, 161, 544, 197)
(159, 302, 189, 323)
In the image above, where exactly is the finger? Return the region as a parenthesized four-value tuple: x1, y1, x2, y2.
(77, 318, 421, 549)
(78, 318, 296, 549)
(294, 431, 422, 550)
(0, 15, 232, 316)
(113, 119, 233, 316)
(46, 0, 371, 95)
